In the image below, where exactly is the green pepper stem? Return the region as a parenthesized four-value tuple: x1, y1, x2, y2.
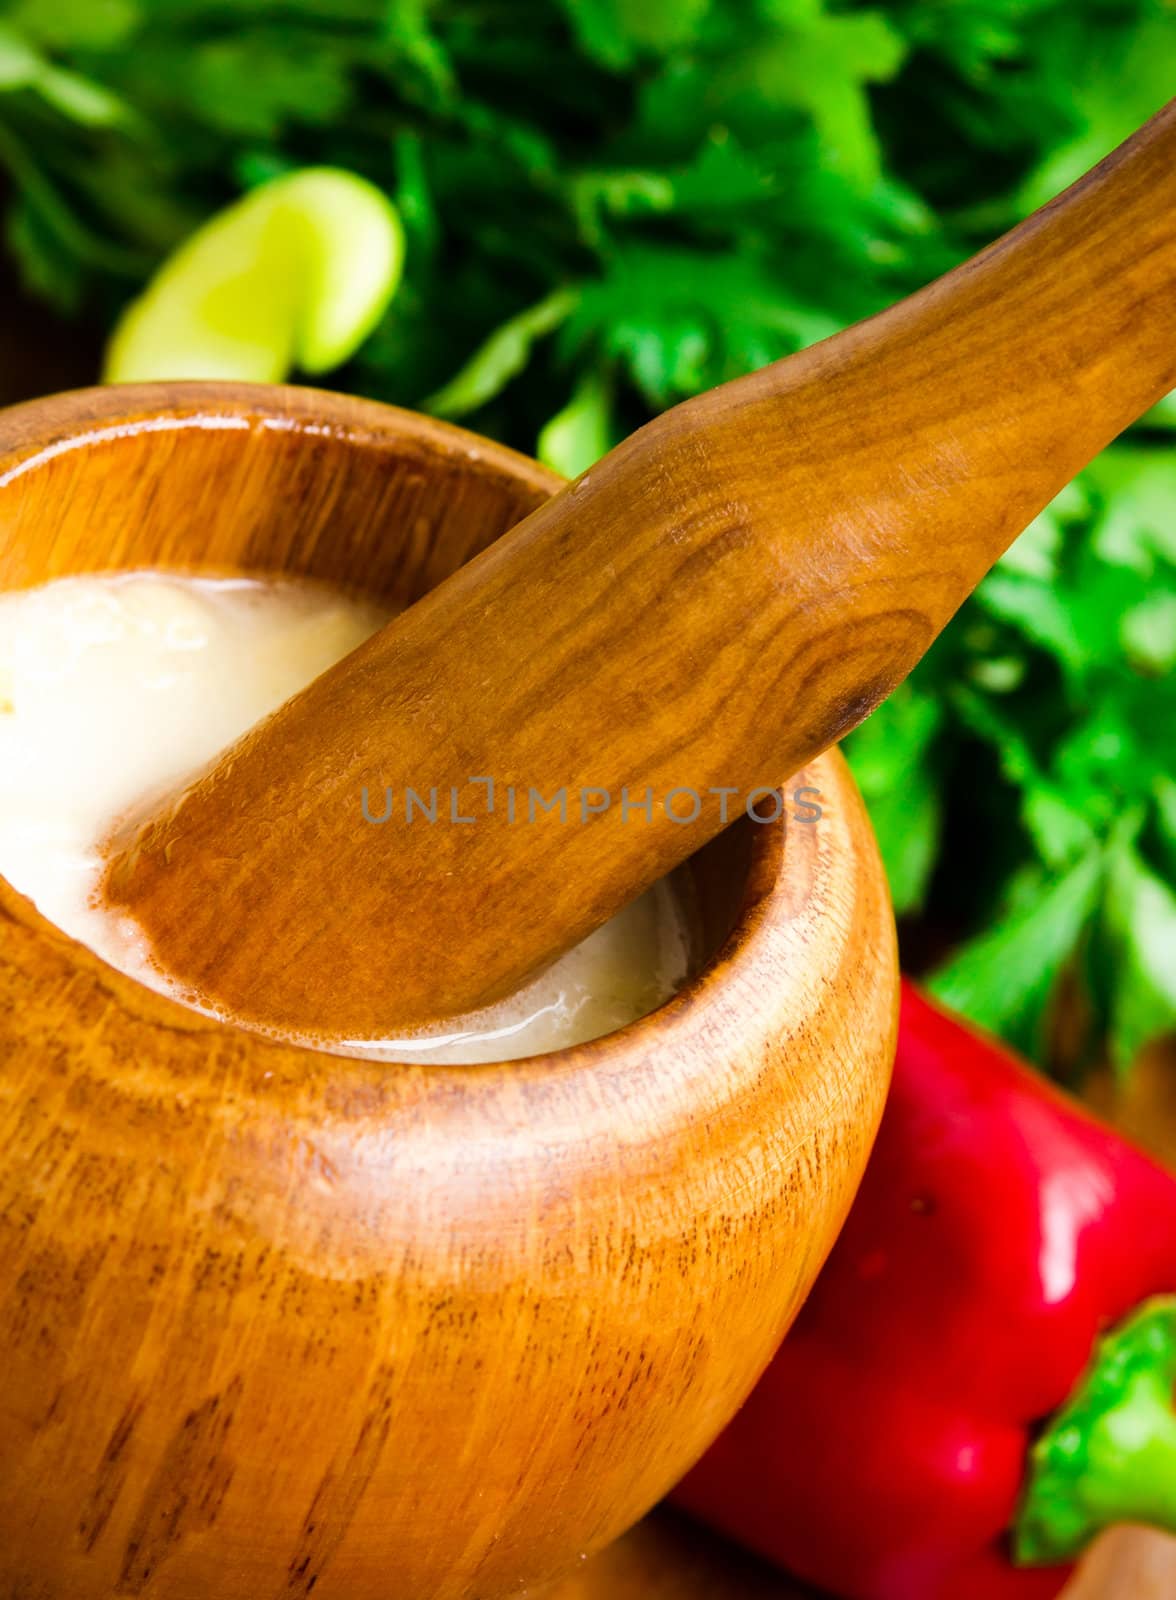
(1015, 1296, 1176, 1566)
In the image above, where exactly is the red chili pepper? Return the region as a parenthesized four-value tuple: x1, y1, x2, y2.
(672, 981, 1176, 1600)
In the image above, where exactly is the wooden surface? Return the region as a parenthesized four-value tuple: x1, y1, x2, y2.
(100, 100, 1176, 1044)
(552, 1509, 816, 1598)
(559, 1511, 1176, 1600)
(0, 386, 897, 1599)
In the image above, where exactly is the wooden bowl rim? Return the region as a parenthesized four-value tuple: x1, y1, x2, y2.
(0, 382, 864, 1082)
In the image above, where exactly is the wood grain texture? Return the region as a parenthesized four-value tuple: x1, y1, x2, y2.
(0, 386, 897, 1599)
(97, 100, 1176, 1042)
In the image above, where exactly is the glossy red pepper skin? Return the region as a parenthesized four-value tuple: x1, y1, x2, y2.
(672, 982, 1176, 1600)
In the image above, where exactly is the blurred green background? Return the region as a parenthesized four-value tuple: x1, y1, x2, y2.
(0, 0, 1172, 1078)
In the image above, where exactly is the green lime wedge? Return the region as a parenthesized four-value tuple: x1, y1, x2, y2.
(104, 167, 404, 384)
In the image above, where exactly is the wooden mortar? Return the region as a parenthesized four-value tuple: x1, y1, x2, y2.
(0, 384, 896, 1600)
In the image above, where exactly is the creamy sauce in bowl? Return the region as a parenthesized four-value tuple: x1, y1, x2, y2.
(0, 571, 694, 1062)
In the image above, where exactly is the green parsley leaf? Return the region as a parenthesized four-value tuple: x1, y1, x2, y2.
(1102, 832, 1176, 1072)
(842, 683, 943, 914)
(929, 852, 1104, 1058)
(424, 288, 580, 419)
(560, 0, 713, 69)
(537, 368, 615, 478)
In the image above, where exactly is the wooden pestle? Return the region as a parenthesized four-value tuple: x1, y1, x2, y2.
(104, 100, 1176, 1042)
